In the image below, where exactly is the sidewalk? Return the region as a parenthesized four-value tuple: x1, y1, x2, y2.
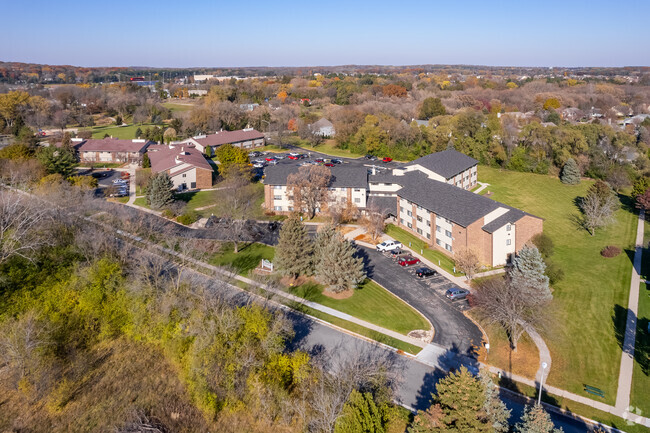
(474, 181, 490, 194)
(615, 208, 645, 412)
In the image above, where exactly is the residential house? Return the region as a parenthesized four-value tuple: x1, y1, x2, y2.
(77, 137, 153, 164)
(180, 128, 265, 154)
(308, 118, 336, 137)
(147, 144, 213, 190)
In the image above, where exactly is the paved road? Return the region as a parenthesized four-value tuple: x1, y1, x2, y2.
(357, 245, 484, 356)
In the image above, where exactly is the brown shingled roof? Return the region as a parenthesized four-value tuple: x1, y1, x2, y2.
(78, 138, 153, 153)
(190, 129, 264, 147)
(148, 144, 213, 173)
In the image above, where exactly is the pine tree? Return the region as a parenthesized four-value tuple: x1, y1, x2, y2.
(313, 224, 337, 264)
(515, 404, 563, 433)
(274, 216, 314, 278)
(509, 244, 552, 304)
(142, 152, 150, 168)
(433, 366, 491, 432)
(334, 390, 392, 433)
(135, 127, 142, 139)
(314, 230, 365, 293)
(37, 143, 77, 177)
(560, 158, 580, 185)
(480, 372, 511, 433)
(147, 172, 174, 210)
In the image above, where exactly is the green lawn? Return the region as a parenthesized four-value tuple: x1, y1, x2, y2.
(385, 224, 463, 277)
(289, 279, 431, 335)
(174, 190, 219, 211)
(133, 197, 148, 208)
(209, 242, 275, 275)
(631, 218, 650, 414)
(162, 102, 194, 112)
(82, 123, 163, 139)
(478, 166, 638, 405)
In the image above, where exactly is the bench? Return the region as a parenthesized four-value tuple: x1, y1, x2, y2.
(584, 385, 605, 398)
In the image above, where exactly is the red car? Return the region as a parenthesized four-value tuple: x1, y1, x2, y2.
(265, 156, 276, 161)
(382, 157, 393, 163)
(324, 162, 334, 167)
(397, 256, 420, 267)
(288, 155, 299, 160)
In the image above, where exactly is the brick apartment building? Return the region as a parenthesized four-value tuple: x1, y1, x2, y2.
(147, 144, 213, 190)
(76, 138, 153, 164)
(180, 128, 265, 154)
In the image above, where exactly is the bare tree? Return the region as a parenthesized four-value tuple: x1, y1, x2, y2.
(454, 247, 481, 280)
(0, 311, 49, 385)
(216, 178, 257, 253)
(361, 205, 385, 241)
(0, 190, 52, 264)
(580, 192, 618, 236)
(287, 165, 332, 219)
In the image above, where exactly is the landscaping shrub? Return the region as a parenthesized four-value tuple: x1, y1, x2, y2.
(600, 245, 621, 258)
(161, 209, 175, 219)
(531, 233, 554, 258)
(177, 211, 198, 226)
(545, 260, 565, 285)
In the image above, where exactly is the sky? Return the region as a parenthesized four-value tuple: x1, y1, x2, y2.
(2, 0, 649, 68)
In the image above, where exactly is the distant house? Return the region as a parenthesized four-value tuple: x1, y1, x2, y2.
(559, 107, 583, 122)
(76, 138, 153, 165)
(308, 118, 336, 137)
(188, 89, 208, 97)
(411, 119, 430, 127)
(180, 128, 265, 154)
(147, 144, 213, 190)
(239, 103, 260, 111)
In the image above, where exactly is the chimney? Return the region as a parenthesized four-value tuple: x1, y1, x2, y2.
(181, 147, 184, 152)
(372, 166, 376, 175)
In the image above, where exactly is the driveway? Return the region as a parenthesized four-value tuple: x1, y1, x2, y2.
(357, 245, 483, 357)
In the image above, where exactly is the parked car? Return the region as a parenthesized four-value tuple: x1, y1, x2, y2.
(297, 162, 309, 166)
(289, 152, 300, 157)
(298, 154, 309, 159)
(253, 162, 266, 168)
(382, 157, 393, 163)
(415, 267, 437, 278)
(388, 248, 404, 258)
(365, 154, 377, 160)
(265, 156, 277, 161)
(112, 179, 127, 185)
(398, 256, 420, 267)
(275, 154, 286, 159)
(248, 151, 260, 157)
(445, 288, 470, 300)
(324, 162, 334, 167)
(314, 158, 324, 163)
(268, 160, 278, 165)
(288, 155, 299, 160)
(376, 240, 403, 252)
(331, 158, 343, 164)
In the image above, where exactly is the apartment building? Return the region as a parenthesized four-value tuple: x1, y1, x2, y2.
(180, 128, 265, 154)
(147, 144, 213, 190)
(262, 149, 542, 266)
(76, 138, 153, 164)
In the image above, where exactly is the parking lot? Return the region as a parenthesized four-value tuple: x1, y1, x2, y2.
(358, 245, 482, 355)
(252, 147, 395, 174)
(92, 169, 130, 198)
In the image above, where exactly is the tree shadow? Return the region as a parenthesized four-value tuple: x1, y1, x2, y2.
(413, 369, 445, 411)
(496, 374, 561, 408)
(612, 303, 636, 358)
(353, 247, 375, 279)
(284, 310, 315, 353)
(618, 192, 636, 215)
(613, 302, 649, 376)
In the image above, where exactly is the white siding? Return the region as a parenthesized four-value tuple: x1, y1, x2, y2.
(491, 223, 516, 266)
(170, 168, 197, 190)
(483, 207, 510, 225)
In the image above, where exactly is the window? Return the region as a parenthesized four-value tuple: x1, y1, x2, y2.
(407, 222, 412, 229)
(400, 218, 404, 225)
(426, 233, 431, 239)
(436, 225, 441, 232)
(384, 183, 392, 186)
(445, 230, 452, 237)
(506, 239, 512, 246)
(288, 206, 294, 211)
(182, 173, 187, 178)
(274, 195, 281, 200)
(407, 210, 412, 217)
(506, 224, 511, 231)
(417, 228, 423, 235)
(417, 205, 423, 210)
(354, 197, 361, 203)
(354, 188, 361, 192)
(445, 243, 452, 252)
(274, 206, 282, 211)
(436, 239, 442, 246)
(274, 185, 282, 190)
(417, 216, 423, 222)
(400, 206, 405, 213)
(426, 220, 431, 227)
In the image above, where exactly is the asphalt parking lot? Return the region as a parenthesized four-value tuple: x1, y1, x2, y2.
(357, 245, 483, 356)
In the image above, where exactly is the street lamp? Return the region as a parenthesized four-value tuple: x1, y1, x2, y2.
(538, 362, 548, 405)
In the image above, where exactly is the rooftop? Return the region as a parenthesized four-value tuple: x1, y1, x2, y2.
(147, 144, 213, 173)
(263, 164, 367, 188)
(403, 149, 478, 179)
(78, 138, 153, 153)
(188, 128, 264, 147)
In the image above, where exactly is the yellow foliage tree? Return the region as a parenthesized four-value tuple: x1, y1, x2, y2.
(506, 82, 518, 89)
(277, 91, 288, 102)
(543, 97, 561, 110)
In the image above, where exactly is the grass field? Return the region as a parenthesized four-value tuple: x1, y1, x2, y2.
(478, 166, 638, 406)
(82, 123, 163, 139)
(289, 279, 431, 336)
(631, 219, 650, 414)
(162, 102, 195, 112)
(209, 242, 275, 275)
(384, 224, 463, 276)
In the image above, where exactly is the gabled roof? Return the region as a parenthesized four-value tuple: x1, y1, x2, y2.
(78, 138, 153, 153)
(481, 209, 527, 233)
(148, 144, 212, 173)
(187, 128, 264, 147)
(309, 118, 334, 130)
(263, 165, 367, 188)
(403, 149, 478, 179)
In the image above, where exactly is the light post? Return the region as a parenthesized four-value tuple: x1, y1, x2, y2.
(538, 362, 548, 405)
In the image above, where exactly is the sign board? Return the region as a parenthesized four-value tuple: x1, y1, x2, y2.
(261, 259, 274, 271)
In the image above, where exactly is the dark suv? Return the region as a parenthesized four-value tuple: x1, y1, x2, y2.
(415, 267, 437, 278)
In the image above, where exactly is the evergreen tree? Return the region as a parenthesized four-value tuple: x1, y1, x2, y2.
(334, 390, 393, 433)
(37, 143, 77, 177)
(142, 152, 150, 168)
(509, 244, 552, 304)
(418, 97, 447, 119)
(515, 404, 563, 433)
(433, 366, 491, 432)
(315, 230, 365, 293)
(632, 177, 650, 198)
(560, 158, 580, 184)
(480, 373, 511, 433)
(313, 224, 337, 264)
(135, 127, 142, 139)
(147, 172, 174, 210)
(274, 216, 314, 278)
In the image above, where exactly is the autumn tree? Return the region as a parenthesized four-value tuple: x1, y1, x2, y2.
(274, 215, 314, 278)
(418, 97, 446, 119)
(215, 143, 250, 178)
(216, 176, 256, 253)
(580, 180, 619, 235)
(0, 90, 30, 128)
(287, 165, 332, 219)
(362, 205, 386, 241)
(382, 84, 407, 98)
(560, 158, 580, 184)
(455, 247, 481, 280)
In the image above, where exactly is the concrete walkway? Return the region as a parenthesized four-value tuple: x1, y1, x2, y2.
(126, 167, 136, 205)
(615, 208, 645, 413)
(474, 181, 490, 194)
